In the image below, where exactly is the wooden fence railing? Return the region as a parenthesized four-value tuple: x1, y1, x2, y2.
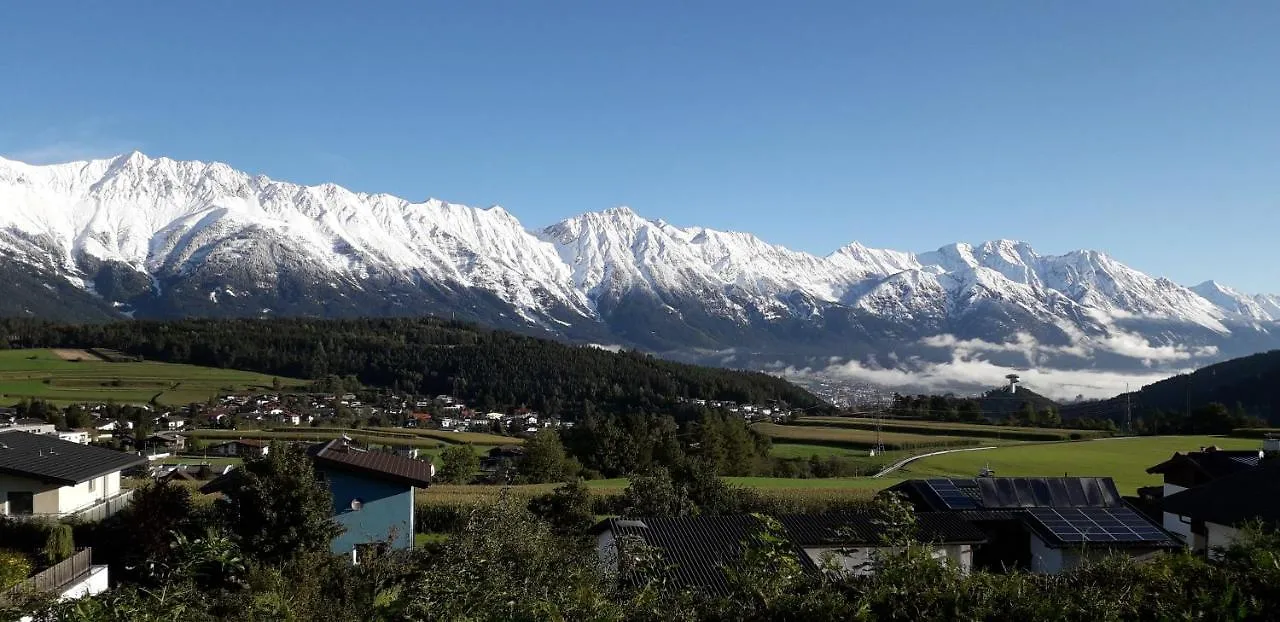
(3, 547, 92, 599)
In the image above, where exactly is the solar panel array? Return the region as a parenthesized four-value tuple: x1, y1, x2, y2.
(925, 479, 978, 510)
(1026, 507, 1169, 544)
(976, 477, 1123, 508)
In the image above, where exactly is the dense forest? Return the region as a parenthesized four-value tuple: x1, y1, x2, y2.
(0, 317, 828, 419)
(889, 390, 1117, 431)
(1058, 350, 1280, 426)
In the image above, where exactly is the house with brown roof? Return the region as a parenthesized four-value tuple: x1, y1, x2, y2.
(208, 439, 270, 458)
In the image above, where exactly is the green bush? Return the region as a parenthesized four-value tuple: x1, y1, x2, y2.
(0, 549, 32, 591)
(43, 523, 74, 565)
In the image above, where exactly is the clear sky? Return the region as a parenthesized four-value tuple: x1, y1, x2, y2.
(2, 2, 1278, 292)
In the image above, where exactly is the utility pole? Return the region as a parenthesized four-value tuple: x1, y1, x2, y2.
(1124, 382, 1132, 434)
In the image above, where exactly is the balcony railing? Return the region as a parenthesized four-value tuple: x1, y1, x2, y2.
(2, 547, 93, 600)
(6, 489, 135, 523)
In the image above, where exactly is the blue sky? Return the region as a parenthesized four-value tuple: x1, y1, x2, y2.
(2, 1, 1278, 292)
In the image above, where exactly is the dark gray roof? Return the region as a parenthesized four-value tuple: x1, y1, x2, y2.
(0, 431, 146, 485)
(779, 512, 987, 546)
(600, 514, 815, 595)
(889, 477, 1124, 511)
(597, 512, 986, 596)
(1162, 462, 1280, 528)
(1147, 450, 1261, 480)
(887, 477, 1173, 550)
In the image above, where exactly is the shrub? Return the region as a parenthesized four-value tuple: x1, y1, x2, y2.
(0, 549, 32, 591)
(42, 523, 74, 565)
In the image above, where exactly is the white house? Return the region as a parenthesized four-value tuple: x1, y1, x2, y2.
(0, 430, 145, 520)
(1161, 458, 1278, 558)
(1146, 446, 1263, 545)
(1, 418, 56, 435)
(56, 430, 90, 445)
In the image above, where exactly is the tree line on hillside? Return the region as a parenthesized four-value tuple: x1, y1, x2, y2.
(0, 317, 827, 420)
(1057, 350, 1280, 426)
(432, 412, 775, 485)
(890, 394, 1117, 431)
(3, 443, 1278, 621)
(890, 392, 1268, 436)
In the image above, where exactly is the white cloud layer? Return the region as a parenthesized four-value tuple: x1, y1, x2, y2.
(795, 353, 1179, 401)
(790, 328, 1210, 400)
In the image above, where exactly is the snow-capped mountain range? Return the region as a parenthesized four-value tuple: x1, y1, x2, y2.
(2, 152, 1277, 377)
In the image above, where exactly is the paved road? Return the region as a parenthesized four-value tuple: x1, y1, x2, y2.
(873, 445, 998, 478)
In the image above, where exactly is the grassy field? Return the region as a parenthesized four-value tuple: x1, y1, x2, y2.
(753, 422, 981, 450)
(796, 416, 1110, 441)
(902, 435, 1261, 494)
(0, 349, 304, 406)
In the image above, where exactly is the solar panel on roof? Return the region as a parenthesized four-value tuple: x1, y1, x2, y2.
(925, 479, 978, 510)
(1027, 507, 1170, 545)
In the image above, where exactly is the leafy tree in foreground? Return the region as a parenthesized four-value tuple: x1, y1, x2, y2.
(213, 443, 341, 564)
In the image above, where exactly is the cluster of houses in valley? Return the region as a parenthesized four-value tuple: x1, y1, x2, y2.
(673, 397, 796, 422)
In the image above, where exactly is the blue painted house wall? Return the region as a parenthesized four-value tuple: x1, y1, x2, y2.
(319, 466, 415, 555)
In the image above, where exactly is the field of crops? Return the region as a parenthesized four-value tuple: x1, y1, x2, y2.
(0, 349, 303, 406)
(366, 426, 520, 446)
(770, 442, 870, 459)
(795, 416, 1110, 442)
(902, 434, 1261, 494)
(753, 422, 981, 450)
(415, 476, 890, 512)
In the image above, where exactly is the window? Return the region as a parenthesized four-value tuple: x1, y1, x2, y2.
(7, 492, 34, 516)
(89, 477, 97, 492)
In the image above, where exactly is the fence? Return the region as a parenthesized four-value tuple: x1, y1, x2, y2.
(7, 489, 135, 523)
(73, 489, 135, 523)
(3, 547, 92, 599)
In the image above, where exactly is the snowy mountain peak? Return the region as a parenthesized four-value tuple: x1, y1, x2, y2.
(1, 151, 1275, 370)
